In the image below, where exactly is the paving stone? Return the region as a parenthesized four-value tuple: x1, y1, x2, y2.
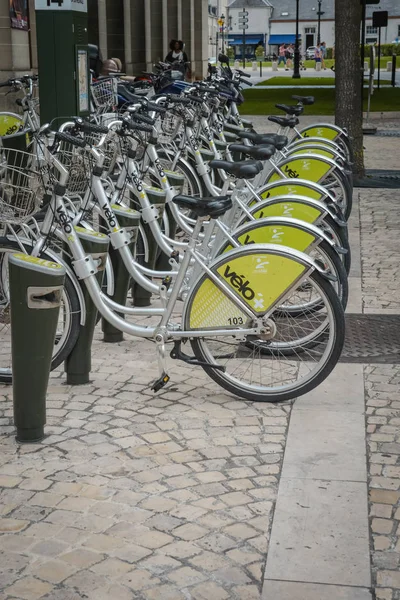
(139, 554, 182, 575)
(120, 569, 160, 591)
(167, 566, 207, 586)
(30, 539, 70, 556)
(1, 503, 35, 524)
(90, 557, 133, 578)
(190, 581, 229, 600)
(161, 540, 203, 558)
(29, 560, 77, 584)
(4, 577, 53, 600)
(60, 548, 104, 568)
(143, 584, 186, 599)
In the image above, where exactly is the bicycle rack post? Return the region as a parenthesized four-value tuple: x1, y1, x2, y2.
(102, 206, 140, 343)
(9, 253, 66, 443)
(392, 54, 397, 88)
(133, 188, 166, 307)
(64, 229, 109, 385)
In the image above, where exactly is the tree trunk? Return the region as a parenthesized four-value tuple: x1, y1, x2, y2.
(335, 0, 365, 177)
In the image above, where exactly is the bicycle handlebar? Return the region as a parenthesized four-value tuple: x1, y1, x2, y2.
(55, 131, 87, 148)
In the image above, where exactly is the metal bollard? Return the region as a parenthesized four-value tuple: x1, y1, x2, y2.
(9, 253, 66, 443)
(64, 228, 109, 385)
(392, 54, 397, 87)
(102, 205, 140, 343)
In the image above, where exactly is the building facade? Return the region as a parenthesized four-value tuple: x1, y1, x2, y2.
(268, 0, 400, 54)
(88, 0, 210, 79)
(0, 0, 38, 109)
(228, 0, 273, 59)
(208, 0, 230, 59)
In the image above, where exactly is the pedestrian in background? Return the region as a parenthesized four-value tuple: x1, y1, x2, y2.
(165, 40, 188, 65)
(285, 44, 294, 70)
(278, 44, 287, 69)
(321, 41, 327, 70)
(314, 43, 322, 69)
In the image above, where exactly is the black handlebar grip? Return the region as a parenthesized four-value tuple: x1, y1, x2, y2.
(186, 95, 203, 104)
(146, 102, 167, 114)
(123, 119, 153, 134)
(131, 113, 156, 126)
(79, 121, 109, 135)
(56, 132, 87, 148)
(236, 69, 251, 78)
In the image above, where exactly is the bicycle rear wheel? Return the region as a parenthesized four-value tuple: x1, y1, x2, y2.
(186, 269, 345, 403)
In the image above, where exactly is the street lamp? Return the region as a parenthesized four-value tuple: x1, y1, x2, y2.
(293, 0, 301, 78)
(317, 0, 324, 45)
(219, 14, 226, 53)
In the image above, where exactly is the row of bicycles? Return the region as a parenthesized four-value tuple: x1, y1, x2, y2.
(0, 54, 353, 402)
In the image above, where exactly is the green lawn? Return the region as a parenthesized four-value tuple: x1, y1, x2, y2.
(237, 56, 394, 70)
(256, 77, 391, 87)
(240, 86, 400, 115)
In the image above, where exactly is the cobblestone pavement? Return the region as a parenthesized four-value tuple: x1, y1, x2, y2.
(361, 185, 400, 600)
(366, 364, 400, 600)
(0, 337, 290, 600)
(1, 120, 400, 599)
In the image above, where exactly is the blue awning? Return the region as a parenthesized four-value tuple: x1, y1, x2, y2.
(228, 35, 264, 46)
(268, 34, 299, 45)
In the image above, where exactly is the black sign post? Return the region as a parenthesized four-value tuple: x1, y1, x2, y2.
(372, 11, 388, 90)
(360, 0, 380, 106)
(238, 10, 248, 68)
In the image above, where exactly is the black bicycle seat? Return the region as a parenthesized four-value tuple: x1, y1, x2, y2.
(228, 144, 275, 161)
(275, 103, 304, 117)
(172, 195, 232, 219)
(268, 115, 299, 128)
(236, 131, 288, 150)
(292, 95, 315, 105)
(209, 159, 263, 179)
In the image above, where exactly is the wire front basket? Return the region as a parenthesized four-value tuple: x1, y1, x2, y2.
(159, 111, 183, 145)
(0, 149, 44, 225)
(91, 77, 118, 115)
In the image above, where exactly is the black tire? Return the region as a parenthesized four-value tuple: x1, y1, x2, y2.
(187, 269, 345, 403)
(321, 166, 353, 220)
(157, 153, 202, 199)
(319, 214, 351, 275)
(279, 238, 349, 313)
(0, 238, 81, 384)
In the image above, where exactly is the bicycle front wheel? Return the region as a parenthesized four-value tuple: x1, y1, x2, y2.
(0, 238, 81, 384)
(186, 270, 345, 403)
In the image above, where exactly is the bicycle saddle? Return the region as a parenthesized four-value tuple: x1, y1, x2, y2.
(228, 144, 276, 161)
(292, 95, 315, 105)
(236, 131, 288, 150)
(209, 160, 263, 179)
(275, 103, 304, 117)
(172, 195, 232, 219)
(268, 115, 299, 128)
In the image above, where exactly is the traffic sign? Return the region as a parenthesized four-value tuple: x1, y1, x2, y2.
(35, 0, 87, 10)
(241, 24, 248, 30)
(239, 10, 249, 16)
(239, 18, 248, 24)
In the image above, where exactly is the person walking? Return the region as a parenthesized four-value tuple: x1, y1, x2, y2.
(321, 41, 327, 70)
(314, 43, 322, 69)
(278, 44, 287, 69)
(285, 44, 294, 70)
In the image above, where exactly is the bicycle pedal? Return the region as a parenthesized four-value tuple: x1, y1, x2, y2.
(151, 372, 170, 393)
